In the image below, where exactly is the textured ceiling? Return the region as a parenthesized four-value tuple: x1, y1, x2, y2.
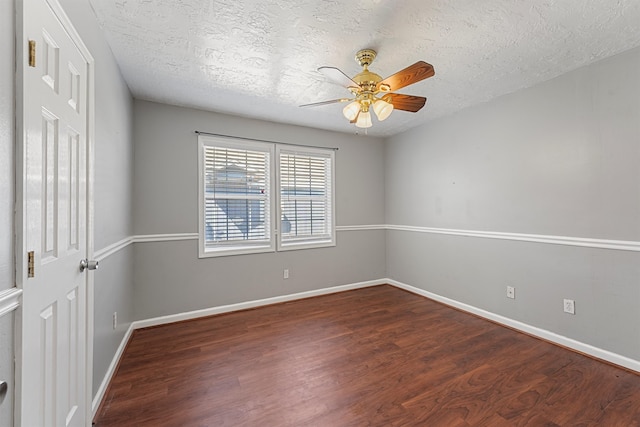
(89, 0, 640, 137)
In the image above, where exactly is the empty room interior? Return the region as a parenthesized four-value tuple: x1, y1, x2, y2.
(1, 0, 640, 425)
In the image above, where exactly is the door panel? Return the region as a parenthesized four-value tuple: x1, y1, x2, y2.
(39, 303, 57, 427)
(18, 0, 92, 426)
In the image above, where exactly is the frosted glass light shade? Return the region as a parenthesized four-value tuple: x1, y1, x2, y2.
(343, 101, 361, 121)
(373, 99, 394, 121)
(355, 110, 372, 128)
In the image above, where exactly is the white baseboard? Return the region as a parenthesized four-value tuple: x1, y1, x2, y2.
(131, 279, 386, 330)
(91, 324, 134, 417)
(92, 276, 640, 416)
(387, 278, 640, 373)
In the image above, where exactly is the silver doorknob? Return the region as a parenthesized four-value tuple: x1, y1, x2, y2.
(79, 259, 99, 272)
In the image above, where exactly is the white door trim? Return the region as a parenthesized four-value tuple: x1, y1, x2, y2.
(14, 0, 95, 424)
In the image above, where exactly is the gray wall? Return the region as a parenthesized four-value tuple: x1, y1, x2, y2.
(0, 0, 15, 424)
(57, 0, 135, 399)
(1, 0, 14, 294)
(385, 46, 640, 360)
(132, 101, 386, 319)
(91, 246, 134, 396)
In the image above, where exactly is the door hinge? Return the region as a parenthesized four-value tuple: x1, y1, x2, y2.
(28, 40, 36, 67)
(27, 251, 35, 278)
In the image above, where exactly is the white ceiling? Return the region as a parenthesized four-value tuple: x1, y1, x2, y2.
(89, 0, 640, 137)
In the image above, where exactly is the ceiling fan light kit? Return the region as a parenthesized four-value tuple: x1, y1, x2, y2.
(373, 98, 394, 121)
(343, 101, 361, 121)
(355, 110, 372, 128)
(302, 48, 435, 129)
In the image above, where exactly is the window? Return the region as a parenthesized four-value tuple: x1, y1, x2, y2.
(278, 146, 335, 250)
(198, 137, 275, 257)
(198, 135, 335, 257)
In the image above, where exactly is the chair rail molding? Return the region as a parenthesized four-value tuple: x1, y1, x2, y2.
(91, 225, 640, 263)
(94, 237, 134, 262)
(0, 288, 23, 318)
(386, 224, 640, 252)
(133, 233, 199, 243)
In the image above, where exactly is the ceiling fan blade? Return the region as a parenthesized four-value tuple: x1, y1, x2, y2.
(378, 61, 435, 92)
(299, 98, 352, 108)
(385, 93, 427, 112)
(318, 66, 359, 89)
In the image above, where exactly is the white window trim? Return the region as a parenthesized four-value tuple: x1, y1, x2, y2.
(198, 135, 276, 258)
(276, 145, 336, 251)
(198, 135, 336, 258)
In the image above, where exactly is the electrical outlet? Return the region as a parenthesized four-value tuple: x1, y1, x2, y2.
(113, 312, 118, 329)
(506, 286, 515, 299)
(283, 269, 289, 279)
(563, 299, 575, 315)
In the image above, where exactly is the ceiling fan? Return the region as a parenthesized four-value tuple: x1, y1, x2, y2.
(301, 49, 435, 128)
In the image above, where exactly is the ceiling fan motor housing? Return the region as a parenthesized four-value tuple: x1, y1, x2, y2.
(353, 49, 383, 94)
(353, 70, 382, 92)
(355, 49, 377, 67)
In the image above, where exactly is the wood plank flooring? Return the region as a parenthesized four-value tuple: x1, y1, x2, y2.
(94, 285, 640, 426)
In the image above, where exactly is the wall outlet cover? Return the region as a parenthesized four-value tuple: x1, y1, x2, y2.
(563, 299, 575, 315)
(506, 286, 515, 299)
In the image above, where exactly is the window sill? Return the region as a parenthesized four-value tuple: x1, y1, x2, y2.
(199, 244, 275, 258)
(278, 239, 336, 252)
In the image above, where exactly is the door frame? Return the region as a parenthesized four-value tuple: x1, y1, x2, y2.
(14, 0, 95, 424)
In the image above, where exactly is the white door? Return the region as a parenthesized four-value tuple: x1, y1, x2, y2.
(16, 0, 94, 425)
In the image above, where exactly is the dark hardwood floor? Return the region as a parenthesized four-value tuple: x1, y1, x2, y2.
(94, 285, 640, 426)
